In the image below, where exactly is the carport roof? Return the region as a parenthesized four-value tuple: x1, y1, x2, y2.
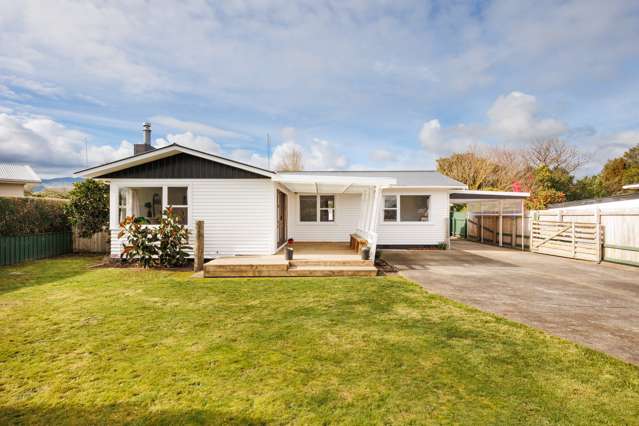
(450, 190, 529, 203)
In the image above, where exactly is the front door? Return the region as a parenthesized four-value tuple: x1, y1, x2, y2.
(277, 190, 287, 246)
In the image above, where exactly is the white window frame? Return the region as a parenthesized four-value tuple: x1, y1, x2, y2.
(381, 194, 431, 224)
(118, 188, 128, 224)
(118, 183, 192, 227)
(383, 195, 398, 222)
(166, 186, 190, 225)
(319, 195, 335, 223)
(298, 194, 337, 224)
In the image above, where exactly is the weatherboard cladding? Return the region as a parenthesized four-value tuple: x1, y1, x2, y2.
(96, 153, 269, 179)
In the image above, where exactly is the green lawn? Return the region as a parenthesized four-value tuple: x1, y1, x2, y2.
(1, 257, 638, 425)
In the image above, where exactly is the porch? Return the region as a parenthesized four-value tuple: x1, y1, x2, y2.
(203, 242, 377, 277)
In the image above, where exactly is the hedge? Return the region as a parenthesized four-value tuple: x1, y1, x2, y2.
(0, 197, 70, 236)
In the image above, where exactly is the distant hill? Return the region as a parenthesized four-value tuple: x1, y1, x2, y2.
(33, 177, 83, 192)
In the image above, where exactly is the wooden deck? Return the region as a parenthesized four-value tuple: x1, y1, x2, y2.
(203, 242, 377, 277)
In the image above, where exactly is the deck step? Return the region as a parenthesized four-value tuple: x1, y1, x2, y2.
(289, 259, 373, 267)
(286, 265, 378, 277)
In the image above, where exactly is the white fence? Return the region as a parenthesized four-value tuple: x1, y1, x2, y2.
(533, 208, 639, 267)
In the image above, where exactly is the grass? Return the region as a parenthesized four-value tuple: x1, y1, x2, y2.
(0, 256, 638, 425)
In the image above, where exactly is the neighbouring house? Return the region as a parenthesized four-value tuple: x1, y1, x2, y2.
(623, 183, 639, 190)
(76, 123, 528, 261)
(0, 164, 41, 197)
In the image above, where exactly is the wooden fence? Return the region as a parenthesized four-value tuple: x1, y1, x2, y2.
(466, 214, 531, 249)
(0, 232, 73, 266)
(530, 220, 602, 262)
(72, 229, 110, 253)
(534, 209, 639, 267)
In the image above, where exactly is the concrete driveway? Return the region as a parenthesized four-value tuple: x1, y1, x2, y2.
(382, 240, 639, 365)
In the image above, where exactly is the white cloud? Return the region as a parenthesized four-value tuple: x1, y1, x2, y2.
(419, 119, 443, 151)
(487, 92, 566, 140)
(270, 129, 349, 171)
(154, 132, 221, 154)
(229, 148, 269, 170)
(0, 112, 131, 175)
(419, 91, 568, 155)
(151, 115, 246, 140)
(0, 75, 64, 97)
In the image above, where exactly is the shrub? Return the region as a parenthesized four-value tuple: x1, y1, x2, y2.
(65, 179, 109, 238)
(158, 207, 191, 267)
(118, 216, 159, 268)
(0, 197, 70, 236)
(436, 242, 448, 250)
(118, 208, 190, 268)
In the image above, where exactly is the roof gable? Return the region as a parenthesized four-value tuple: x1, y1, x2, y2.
(76, 144, 274, 179)
(95, 152, 269, 179)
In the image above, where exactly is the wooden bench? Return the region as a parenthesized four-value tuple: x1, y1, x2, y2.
(349, 233, 368, 254)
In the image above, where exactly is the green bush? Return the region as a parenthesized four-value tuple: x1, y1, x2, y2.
(158, 207, 191, 267)
(65, 179, 109, 238)
(118, 208, 190, 268)
(0, 197, 70, 236)
(118, 216, 159, 268)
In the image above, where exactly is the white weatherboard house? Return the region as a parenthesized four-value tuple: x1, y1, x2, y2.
(76, 125, 527, 270)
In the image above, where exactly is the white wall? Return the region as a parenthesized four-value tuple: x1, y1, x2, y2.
(109, 179, 276, 258)
(287, 193, 361, 242)
(286, 188, 450, 245)
(377, 188, 450, 246)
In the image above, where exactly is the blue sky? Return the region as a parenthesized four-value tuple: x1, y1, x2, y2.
(0, 0, 638, 177)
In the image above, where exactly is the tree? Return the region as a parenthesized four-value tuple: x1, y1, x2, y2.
(436, 149, 499, 190)
(64, 179, 109, 238)
(525, 165, 567, 209)
(525, 138, 587, 174)
(570, 175, 604, 200)
(488, 146, 529, 191)
(275, 145, 304, 171)
(599, 157, 626, 195)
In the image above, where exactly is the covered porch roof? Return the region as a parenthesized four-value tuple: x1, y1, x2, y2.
(450, 190, 530, 204)
(272, 173, 396, 194)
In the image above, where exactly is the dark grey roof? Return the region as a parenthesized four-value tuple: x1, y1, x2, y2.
(548, 192, 639, 209)
(278, 170, 466, 187)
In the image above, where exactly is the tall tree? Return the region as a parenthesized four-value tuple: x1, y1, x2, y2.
(525, 138, 586, 174)
(436, 148, 499, 190)
(64, 179, 109, 238)
(274, 145, 304, 171)
(599, 157, 626, 195)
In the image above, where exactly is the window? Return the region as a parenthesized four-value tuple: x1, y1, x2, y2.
(130, 187, 163, 224)
(319, 195, 335, 222)
(299, 195, 336, 222)
(383, 195, 397, 222)
(400, 195, 429, 222)
(300, 195, 317, 222)
(383, 195, 430, 222)
(167, 187, 188, 225)
(118, 188, 127, 223)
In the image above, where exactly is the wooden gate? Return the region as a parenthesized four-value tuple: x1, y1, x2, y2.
(531, 220, 603, 262)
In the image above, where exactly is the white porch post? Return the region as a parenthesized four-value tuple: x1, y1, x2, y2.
(498, 200, 503, 247)
(367, 186, 383, 260)
(109, 183, 119, 229)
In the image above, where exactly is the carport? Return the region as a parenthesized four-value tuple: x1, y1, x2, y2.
(450, 190, 529, 250)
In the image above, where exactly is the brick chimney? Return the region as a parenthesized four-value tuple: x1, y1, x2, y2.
(134, 122, 156, 155)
